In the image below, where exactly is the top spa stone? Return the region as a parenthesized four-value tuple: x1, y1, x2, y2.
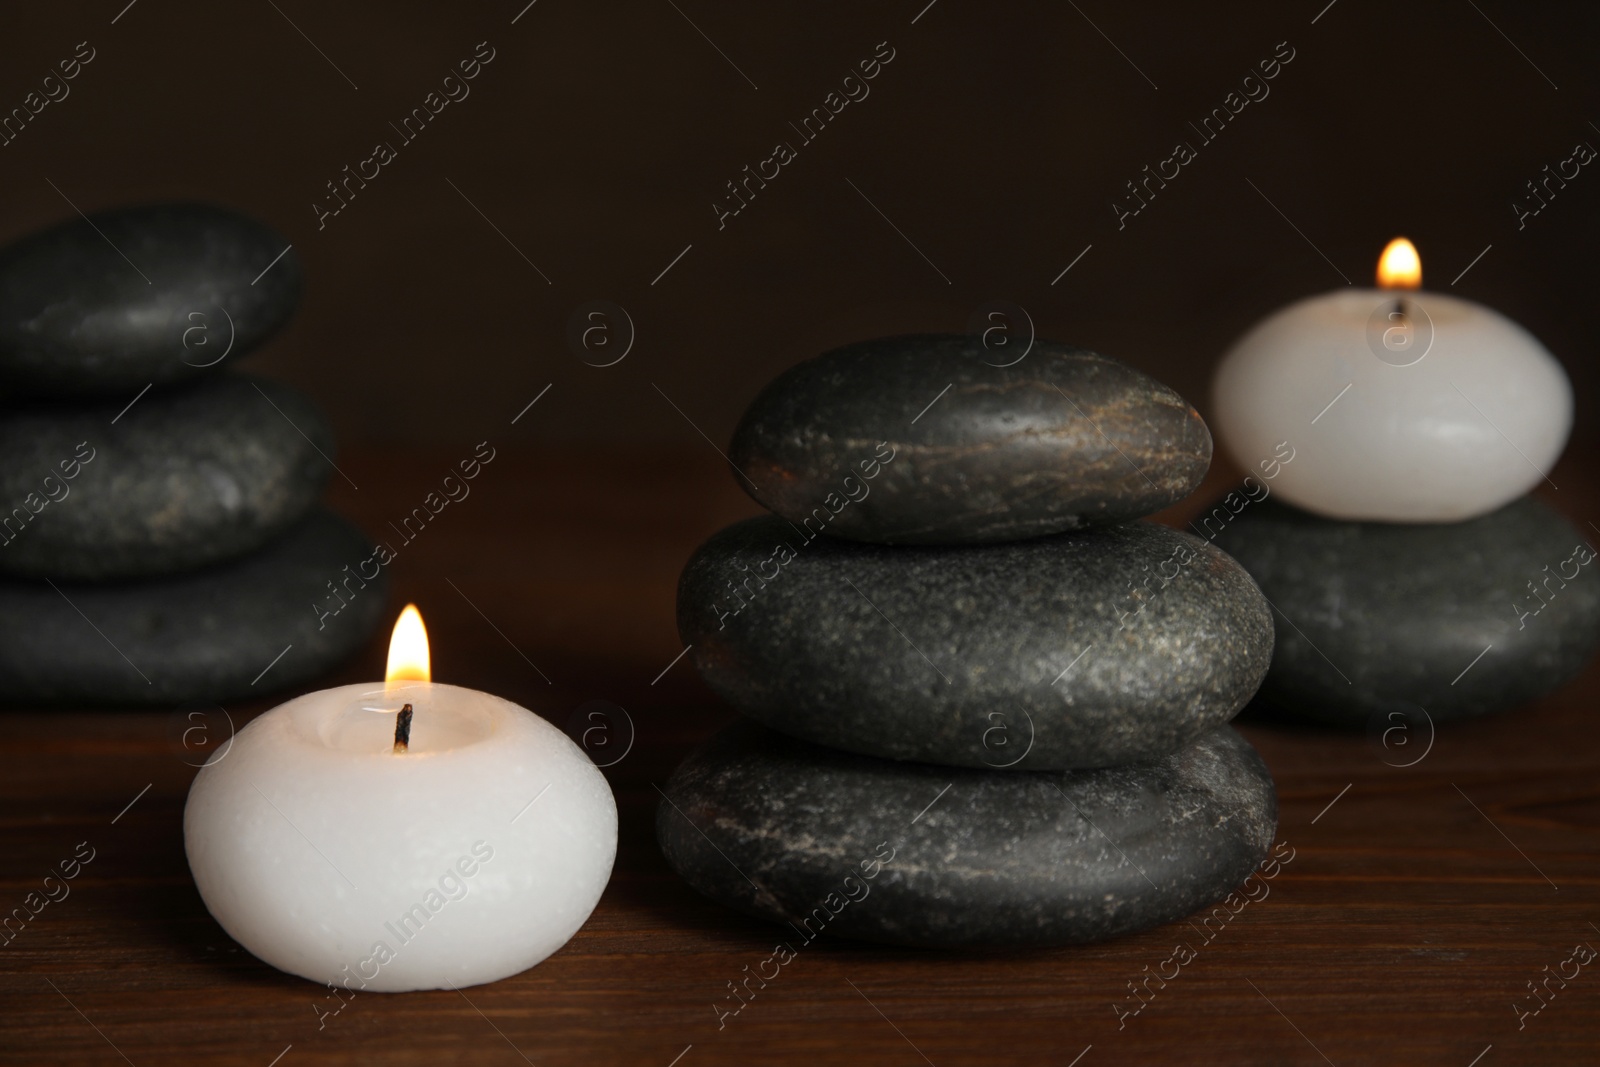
(729, 334, 1211, 544)
(0, 202, 302, 397)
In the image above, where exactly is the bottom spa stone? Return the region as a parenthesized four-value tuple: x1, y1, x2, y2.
(0, 509, 388, 705)
(1212, 495, 1600, 726)
(656, 721, 1277, 948)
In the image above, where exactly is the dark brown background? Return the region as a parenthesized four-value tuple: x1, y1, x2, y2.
(4, 2, 1600, 1065)
(0, 0, 1595, 450)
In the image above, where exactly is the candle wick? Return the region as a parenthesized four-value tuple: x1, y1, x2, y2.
(1392, 297, 1406, 319)
(393, 704, 413, 754)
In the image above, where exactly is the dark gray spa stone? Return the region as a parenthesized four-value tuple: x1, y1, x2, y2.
(0, 374, 333, 579)
(657, 721, 1277, 948)
(0, 202, 301, 397)
(679, 515, 1273, 769)
(0, 509, 388, 706)
(1211, 495, 1600, 726)
(728, 334, 1212, 544)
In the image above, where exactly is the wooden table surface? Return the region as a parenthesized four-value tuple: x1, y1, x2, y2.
(3, 445, 1598, 1067)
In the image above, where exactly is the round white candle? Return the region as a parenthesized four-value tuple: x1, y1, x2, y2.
(184, 620, 616, 993)
(1213, 240, 1572, 522)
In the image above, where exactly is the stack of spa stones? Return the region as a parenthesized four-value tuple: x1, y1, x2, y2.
(656, 334, 1280, 948)
(0, 202, 387, 704)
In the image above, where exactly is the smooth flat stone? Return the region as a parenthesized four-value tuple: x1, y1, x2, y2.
(0, 509, 388, 705)
(1213, 290, 1572, 522)
(0, 375, 333, 579)
(657, 721, 1278, 948)
(679, 515, 1273, 769)
(0, 202, 301, 397)
(1211, 495, 1600, 725)
(730, 333, 1211, 544)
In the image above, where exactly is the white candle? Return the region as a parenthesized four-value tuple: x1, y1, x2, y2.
(183, 606, 616, 993)
(1213, 238, 1572, 522)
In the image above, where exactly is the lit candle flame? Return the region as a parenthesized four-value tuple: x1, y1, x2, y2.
(1377, 237, 1421, 289)
(385, 604, 431, 685)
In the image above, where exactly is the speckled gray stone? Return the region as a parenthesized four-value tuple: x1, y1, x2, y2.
(729, 334, 1212, 544)
(0, 375, 333, 579)
(1212, 495, 1600, 726)
(0, 509, 388, 705)
(657, 721, 1277, 948)
(679, 515, 1273, 769)
(0, 202, 301, 397)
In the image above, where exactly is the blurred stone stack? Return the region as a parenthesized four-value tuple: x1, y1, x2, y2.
(657, 334, 1282, 948)
(0, 202, 387, 705)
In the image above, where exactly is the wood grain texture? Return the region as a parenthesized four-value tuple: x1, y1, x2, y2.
(2, 445, 1597, 1066)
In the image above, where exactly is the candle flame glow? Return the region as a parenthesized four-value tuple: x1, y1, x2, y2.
(385, 604, 431, 684)
(1377, 237, 1421, 289)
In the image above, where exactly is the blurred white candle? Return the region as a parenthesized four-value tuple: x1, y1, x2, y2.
(1213, 238, 1572, 522)
(184, 605, 616, 993)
